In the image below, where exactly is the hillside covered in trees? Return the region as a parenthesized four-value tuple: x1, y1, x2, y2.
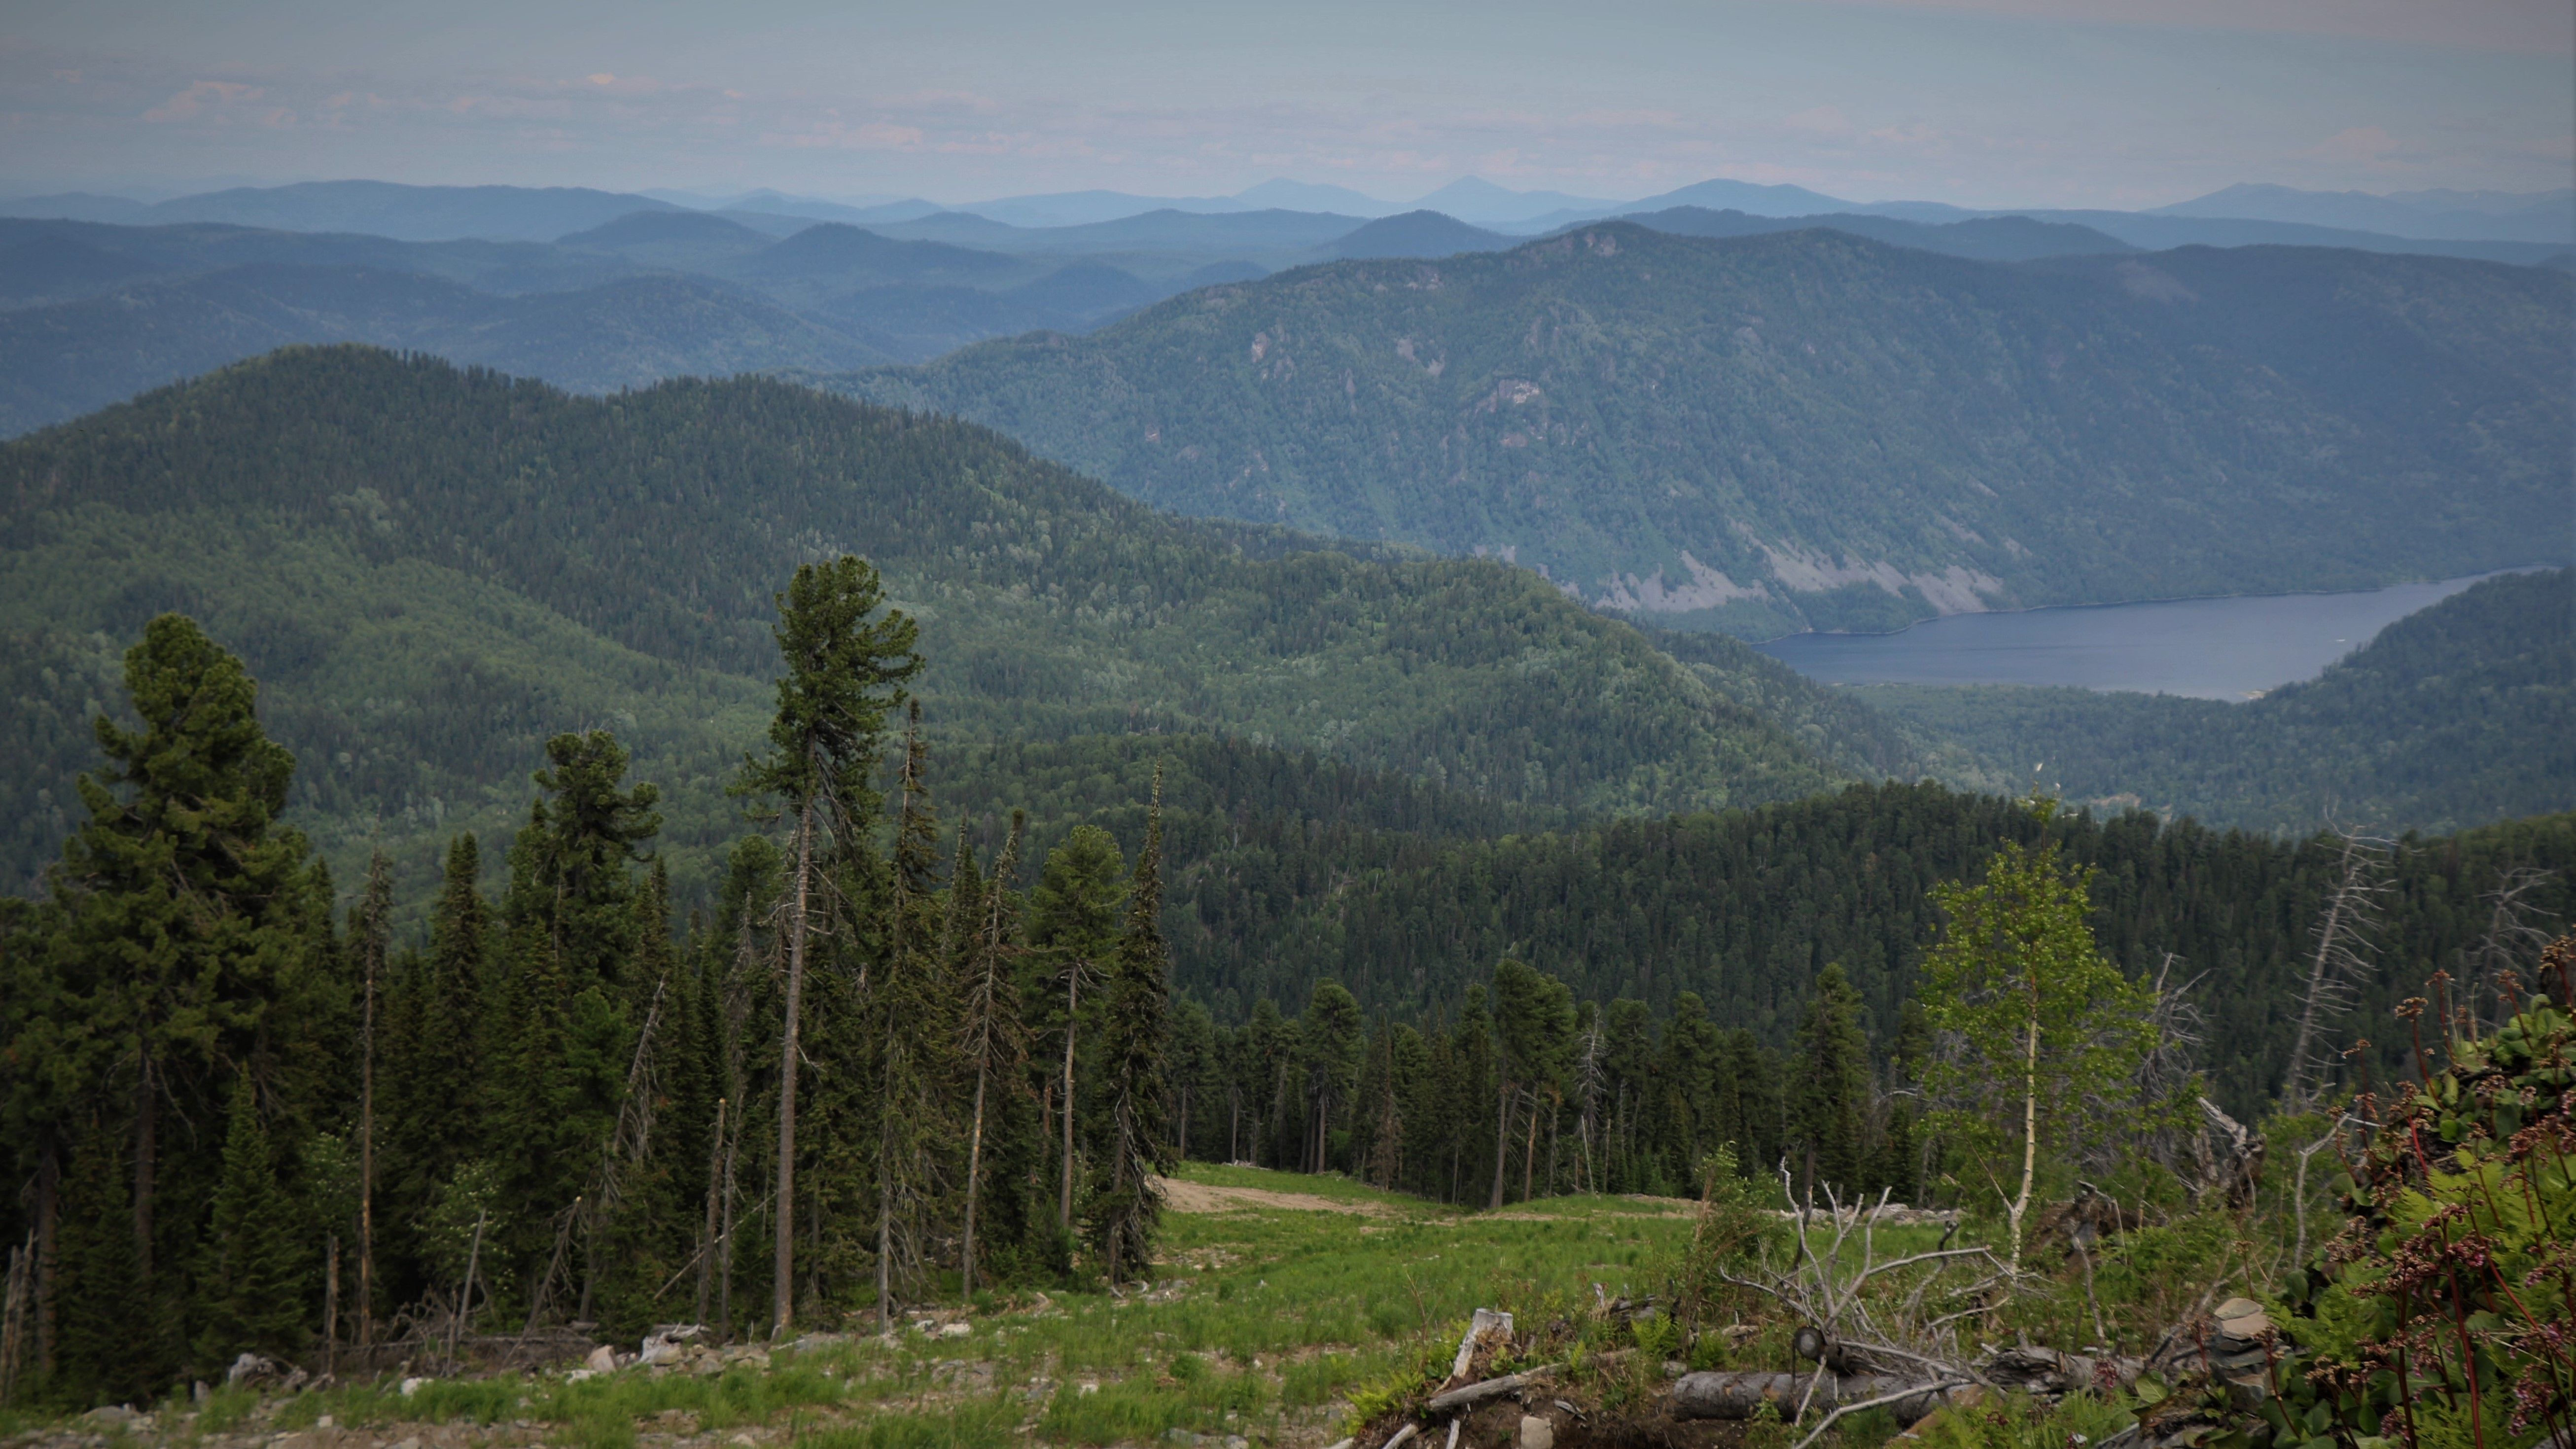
(0, 346, 1936, 907)
(838, 224, 2573, 635)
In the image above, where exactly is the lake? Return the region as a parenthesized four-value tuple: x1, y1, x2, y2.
(1756, 572, 2521, 700)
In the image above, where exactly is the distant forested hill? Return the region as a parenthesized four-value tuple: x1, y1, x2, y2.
(1859, 568, 2576, 835)
(834, 224, 2573, 636)
(0, 346, 1927, 905)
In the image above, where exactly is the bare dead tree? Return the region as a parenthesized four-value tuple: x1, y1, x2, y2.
(1723, 1169, 2011, 1392)
(2465, 867, 2561, 1030)
(958, 817, 1026, 1298)
(1573, 1016, 1607, 1195)
(2131, 955, 2211, 1177)
(2281, 829, 2391, 1111)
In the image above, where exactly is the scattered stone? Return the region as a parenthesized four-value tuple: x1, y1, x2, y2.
(1518, 1415, 1553, 1449)
(399, 1379, 429, 1398)
(83, 1406, 137, 1427)
(317, 1415, 335, 1429)
(388, 1437, 423, 1449)
(193, 1381, 211, 1406)
(940, 1322, 972, 1339)
(1078, 1381, 1099, 1396)
(642, 1324, 706, 1365)
(585, 1343, 617, 1373)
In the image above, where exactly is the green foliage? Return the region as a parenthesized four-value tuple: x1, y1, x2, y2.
(2281, 937, 2576, 1449)
(1918, 804, 2160, 1263)
(1907, 1391, 2133, 1449)
(836, 225, 2571, 634)
(1860, 568, 2576, 836)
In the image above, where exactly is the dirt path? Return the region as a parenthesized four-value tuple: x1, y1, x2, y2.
(1153, 1177, 1396, 1215)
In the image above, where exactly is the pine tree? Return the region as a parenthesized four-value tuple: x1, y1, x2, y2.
(42, 614, 324, 1389)
(1093, 771, 1172, 1287)
(194, 1079, 303, 1368)
(738, 556, 918, 1337)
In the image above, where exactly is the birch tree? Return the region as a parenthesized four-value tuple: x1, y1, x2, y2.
(1919, 802, 2157, 1275)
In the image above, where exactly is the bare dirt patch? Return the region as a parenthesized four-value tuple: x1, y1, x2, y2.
(1153, 1177, 1396, 1216)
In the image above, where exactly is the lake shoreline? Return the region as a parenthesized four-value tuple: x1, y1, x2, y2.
(1752, 566, 2554, 699)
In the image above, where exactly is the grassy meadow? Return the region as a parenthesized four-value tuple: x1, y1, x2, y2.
(18, 1166, 1744, 1449)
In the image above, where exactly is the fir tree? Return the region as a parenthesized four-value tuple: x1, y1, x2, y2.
(1028, 826, 1126, 1233)
(194, 1079, 303, 1368)
(54, 1119, 148, 1405)
(491, 730, 660, 1313)
(1789, 962, 1871, 1206)
(1297, 983, 1363, 1175)
(1093, 771, 1172, 1287)
(871, 706, 951, 1330)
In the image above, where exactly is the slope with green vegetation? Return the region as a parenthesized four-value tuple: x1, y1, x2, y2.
(0, 345, 1874, 906)
(835, 224, 2572, 635)
(1205, 782, 2576, 1117)
(1858, 567, 2575, 834)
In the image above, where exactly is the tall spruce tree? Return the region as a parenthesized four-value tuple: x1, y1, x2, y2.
(872, 707, 951, 1329)
(1789, 962, 1871, 1206)
(491, 730, 660, 1315)
(739, 556, 918, 1337)
(1298, 983, 1363, 1175)
(1027, 826, 1126, 1233)
(194, 1078, 302, 1368)
(1489, 960, 1573, 1207)
(1092, 773, 1172, 1286)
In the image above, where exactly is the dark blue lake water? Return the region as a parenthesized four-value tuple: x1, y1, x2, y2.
(1756, 573, 2519, 700)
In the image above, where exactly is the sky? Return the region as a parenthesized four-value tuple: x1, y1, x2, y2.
(3, 0, 2570, 209)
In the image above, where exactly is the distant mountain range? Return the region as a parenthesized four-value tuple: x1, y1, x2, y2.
(2150, 184, 2576, 245)
(7, 176, 2567, 252)
(832, 223, 2573, 636)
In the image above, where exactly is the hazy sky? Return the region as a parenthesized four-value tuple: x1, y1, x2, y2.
(5, 0, 2570, 207)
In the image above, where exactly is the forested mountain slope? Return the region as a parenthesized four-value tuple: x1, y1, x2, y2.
(1860, 568, 2576, 835)
(1212, 780, 2576, 1117)
(0, 346, 1895, 902)
(836, 224, 2572, 636)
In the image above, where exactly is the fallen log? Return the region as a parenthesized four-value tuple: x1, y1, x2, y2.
(1669, 1371, 1962, 1426)
(1425, 1366, 1563, 1415)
